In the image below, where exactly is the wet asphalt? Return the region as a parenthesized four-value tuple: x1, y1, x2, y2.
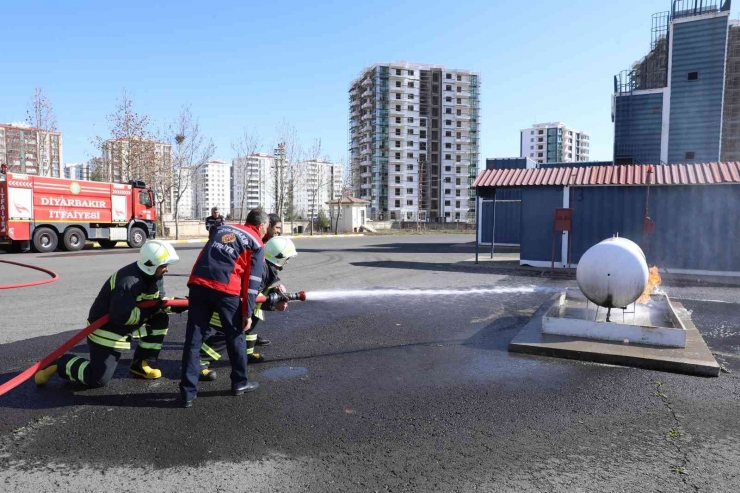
(0, 234, 739, 492)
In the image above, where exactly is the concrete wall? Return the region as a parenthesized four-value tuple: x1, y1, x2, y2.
(668, 14, 729, 163)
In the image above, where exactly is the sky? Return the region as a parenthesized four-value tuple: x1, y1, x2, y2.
(1, 0, 737, 168)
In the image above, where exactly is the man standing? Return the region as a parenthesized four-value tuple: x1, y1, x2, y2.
(265, 213, 282, 240)
(180, 209, 268, 408)
(205, 207, 224, 233)
(253, 212, 282, 348)
(34, 241, 183, 388)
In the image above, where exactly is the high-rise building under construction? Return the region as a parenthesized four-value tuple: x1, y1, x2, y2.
(349, 62, 480, 222)
(613, 0, 740, 164)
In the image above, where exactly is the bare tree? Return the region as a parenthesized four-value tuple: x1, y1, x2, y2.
(94, 90, 155, 184)
(231, 127, 262, 223)
(305, 139, 324, 235)
(25, 88, 58, 177)
(272, 120, 304, 231)
(165, 105, 215, 239)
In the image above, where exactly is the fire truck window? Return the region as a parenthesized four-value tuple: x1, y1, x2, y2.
(139, 191, 152, 207)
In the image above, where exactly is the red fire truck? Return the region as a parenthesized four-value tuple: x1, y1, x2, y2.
(0, 166, 158, 253)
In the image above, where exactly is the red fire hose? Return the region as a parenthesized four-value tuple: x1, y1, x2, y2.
(0, 259, 59, 289)
(0, 296, 273, 397)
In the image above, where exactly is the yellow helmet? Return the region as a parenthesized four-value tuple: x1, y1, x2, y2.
(264, 237, 297, 268)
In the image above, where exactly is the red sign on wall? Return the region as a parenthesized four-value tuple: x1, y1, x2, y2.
(554, 208, 573, 232)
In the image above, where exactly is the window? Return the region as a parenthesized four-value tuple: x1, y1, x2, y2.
(433, 73, 439, 82)
(445, 131, 452, 137)
(446, 108, 452, 114)
(539, 130, 544, 135)
(395, 141, 401, 148)
(688, 72, 699, 81)
(446, 73, 452, 79)
(396, 69, 402, 75)
(407, 188, 414, 194)
(407, 176, 413, 182)
(395, 128, 401, 135)
(396, 93, 401, 100)
(538, 145, 543, 150)
(444, 200, 451, 206)
(538, 138, 543, 142)
(407, 165, 414, 170)
(456, 190, 461, 197)
(457, 75, 462, 81)
(445, 143, 452, 149)
(406, 200, 413, 206)
(395, 152, 401, 159)
(407, 152, 414, 158)
(530, 153, 534, 157)
(685, 151, 695, 159)
(456, 155, 461, 163)
(396, 81, 401, 87)
(432, 119, 439, 129)
(395, 165, 401, 172)
(408, 117, 414, 123)
(431, 154, 438, 163)
(407, 141, 414, 147)
(457, 121, 462, 128)
(444, 154, 452, 160)
(420, 142, 427, 150)
(457, 98, 461, 104)
(432, 131, 438, 139)
(457, 87, 461, 93)
(139, 191, 152, 207)
(420, 119, 426, 127)
(530, 145, 534, 150)
(396, 188, 401, 195)
(408, 81, 414, 88)
(408, 129, 414, 135)
(408, 105, 414, 111)
(538, 153, 543, 157)
(396, 105, 401, 111)
(395, 177, 401, 184)
(456, 201, 460, 208)
(445, 166, 451, 172)
(395, 200, 401, 207)
(446, 120, 452, 126)
(396, 117, 402, 123)
(456, 178, 461, 185)
(456, 109, 462, 116)
(446, 85, 452, 91)
(408, 94, 414, 100)
(446, 96, 452, 102)
(456, 144, 461, 150)
(408, 70, 414, 76)
(420, 131, 426, 138)
(444, 177, 452, 183)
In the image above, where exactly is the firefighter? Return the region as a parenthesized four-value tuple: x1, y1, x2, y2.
(198, 236, 297, 381)
(34, 240, 184, 388)
(253, 212, 282, 348)
(180, 209, 268, 408)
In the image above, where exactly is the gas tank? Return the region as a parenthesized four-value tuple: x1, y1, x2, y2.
(576, 237, 649, 308)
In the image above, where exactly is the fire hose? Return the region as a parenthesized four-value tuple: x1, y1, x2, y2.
(0, 259, 59, 289)
(0, 291, 306, 397)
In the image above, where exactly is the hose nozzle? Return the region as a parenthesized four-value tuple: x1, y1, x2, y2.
(267, 291, 306, 303)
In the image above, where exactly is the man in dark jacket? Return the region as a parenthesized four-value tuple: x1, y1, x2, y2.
(205, 207, 224, 234)
(179, 208, 268, 408)
(34, 241, 182, 388)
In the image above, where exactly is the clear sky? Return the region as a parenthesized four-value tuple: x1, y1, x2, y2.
(1, 0, 736, 167)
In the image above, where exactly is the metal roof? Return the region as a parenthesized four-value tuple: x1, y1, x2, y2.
(473, 162, 740, 188)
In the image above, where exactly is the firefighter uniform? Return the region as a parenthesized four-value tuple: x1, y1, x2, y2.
(38, 241, 181, 388)
(180, 221, 265, 405)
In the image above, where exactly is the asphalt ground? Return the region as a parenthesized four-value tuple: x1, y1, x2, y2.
(0, 235, 739, 492)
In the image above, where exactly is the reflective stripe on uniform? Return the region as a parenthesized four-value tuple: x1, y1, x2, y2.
(250, 275, 261, 282)
(245, 334, 258, 342)
(201, 343, 221, 361)
(126, 307, 141, 326)
(65, 356, 82, 381)
(88, 328, 131, 350)
(149, 328, 168, 337)
(248, 289, 258, 295)
(77, 361, 89, 385)
(131, 325, 147, 339)
(109, 272, 117, 291)
(209, 313, 222, 328)
(246, 346, 254, 355)
(253, 304, 264, 321)
(138, 341, 162, 351)
(136, 291, 160, 301)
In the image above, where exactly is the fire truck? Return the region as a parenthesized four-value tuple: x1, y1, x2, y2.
(0, 165, 157, 253)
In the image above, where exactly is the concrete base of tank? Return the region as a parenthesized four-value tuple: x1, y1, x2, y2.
(508, 293, 721, 377)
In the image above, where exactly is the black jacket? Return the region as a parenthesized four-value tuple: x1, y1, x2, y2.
(259, 261, 282, 312)
(205, 215, 224, 231)
(88, 262, 164, 334)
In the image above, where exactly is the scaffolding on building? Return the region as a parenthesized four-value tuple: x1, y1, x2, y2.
(722, 23, 740, 161)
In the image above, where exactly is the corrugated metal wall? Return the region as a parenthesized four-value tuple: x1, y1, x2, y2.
(520, 187, 563, 263)
(668, 15, 729, 163)
(479, 199, 521, 244)
(520, 184, 739, 272)
(613, 92, 664, 164)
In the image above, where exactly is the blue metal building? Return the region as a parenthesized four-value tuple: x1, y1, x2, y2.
(474, 162, 740, 275)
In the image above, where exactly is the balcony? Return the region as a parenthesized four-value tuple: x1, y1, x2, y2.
(362, 89, 373, 98)
(362, 113, 372, 121)
(456, 114, 471, 121)
(361, 78, 372, 87)
(361, 101, 372, 110)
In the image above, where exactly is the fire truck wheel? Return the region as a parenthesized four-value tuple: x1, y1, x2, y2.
(128, 227, 147, 249)
(32, 227, 59, 253)
(98, 240, 118, 249)
(62, 228, 86, 252)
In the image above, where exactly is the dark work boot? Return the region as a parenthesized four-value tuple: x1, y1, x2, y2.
(232, 381, 259, 396)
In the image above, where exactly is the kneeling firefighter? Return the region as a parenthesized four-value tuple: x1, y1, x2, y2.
(34, 241, 187, 388)
(198, 236, 298, 380)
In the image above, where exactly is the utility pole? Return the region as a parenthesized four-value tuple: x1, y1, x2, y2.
(273, 142, 285, 222)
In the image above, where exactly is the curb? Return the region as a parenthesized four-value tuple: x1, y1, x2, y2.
(90, 234, 365, 248)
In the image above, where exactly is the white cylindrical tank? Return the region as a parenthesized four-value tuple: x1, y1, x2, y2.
(576, 237, 649, 308)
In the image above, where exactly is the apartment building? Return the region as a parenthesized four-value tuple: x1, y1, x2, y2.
(231, 153, 275, 221)
(0, 123, 63, 177)
(293, 159, 343, 219)
(613, 0, 739, 164)
(100, 138, 172, 184)
(193, 159, 231, 220)
(64, 162, 90, 181)
(349, 62, 480, 222)
(520, 123, 590, 164)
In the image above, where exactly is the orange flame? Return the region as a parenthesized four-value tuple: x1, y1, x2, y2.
(637, 266, 662, 304)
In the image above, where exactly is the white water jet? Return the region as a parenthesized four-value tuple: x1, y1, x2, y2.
(305, 286, 550, 302)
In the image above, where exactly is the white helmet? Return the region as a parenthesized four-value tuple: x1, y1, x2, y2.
(137, 240, 180, 276)
(264, 237, 297, 268)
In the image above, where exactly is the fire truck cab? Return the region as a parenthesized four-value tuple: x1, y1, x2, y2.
(0, 166, 158, 253)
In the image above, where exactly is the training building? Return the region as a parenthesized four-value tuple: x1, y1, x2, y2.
(473, 162, 740, 275)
